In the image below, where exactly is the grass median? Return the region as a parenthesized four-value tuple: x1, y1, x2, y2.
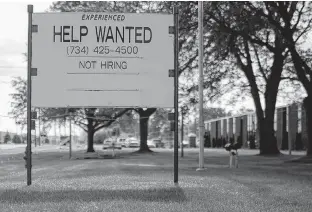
(0, 148, 312, 212)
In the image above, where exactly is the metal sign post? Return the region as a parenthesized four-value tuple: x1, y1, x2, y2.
(181, 108, 184, 158)
(34, 116, 36, 147)
(27, 5, 176, 185)
(38, 108, 41, 146)
(69, 114, 72, 159)
(173, 6, 179, 183)
(197, 1, 206, 171)
(27, 4, 33, 186)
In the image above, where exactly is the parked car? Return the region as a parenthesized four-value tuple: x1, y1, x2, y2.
(153, 139, 165, 148)
(147, 140, 156, 148)
(127, 138, 139, 148)
(182, 140, 189, 148)
(118, 138, 127, 147)
(103, 139, 122, 150)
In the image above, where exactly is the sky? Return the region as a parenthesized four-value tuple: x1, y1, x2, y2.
(0, 1, 53, 134)
(0, 0, 253, 134)
(0, 1, 306, 136)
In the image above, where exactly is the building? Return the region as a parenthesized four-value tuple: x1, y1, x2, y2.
(204, 102, 308, 150)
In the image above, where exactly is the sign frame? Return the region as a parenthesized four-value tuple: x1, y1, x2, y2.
(31, 11, 175, 108)
(26, 5, 179, 185)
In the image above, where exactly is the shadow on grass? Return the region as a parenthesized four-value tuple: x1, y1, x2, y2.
(0, 186, 187, 204)
(129, 151, 160, 156)
(74, 151, 161, 160)
(285, 156, 312, 164)
(74, 155, 125, 160)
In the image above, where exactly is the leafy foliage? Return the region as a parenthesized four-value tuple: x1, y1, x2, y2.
(9, 75, 130, 152)
(149, 109, 171, 140)
(9, 77, 27, 128)
(12, 134, 22, 144)
(4, 132, 11, 144)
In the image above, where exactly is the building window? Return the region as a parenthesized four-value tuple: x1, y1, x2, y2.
(298, 105, 302, 133)
(220, 120, 224, 136)
(233, 118, 236, 134)
(249, 115, 254, 132)
(286, 107, 289, 132)
(227, 118, 230, 134)
(254, 115, 257, 132)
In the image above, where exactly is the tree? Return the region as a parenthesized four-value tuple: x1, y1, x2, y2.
(149, 109, 171, 140)
(42, 108, 131, 152)
(117, 110, 138, 135)
(49, 1, 206, 152)
(235, 107, 255, 116)
(133, 108, 156, 152)
(203, 107, 231, 121)
(4, 132, 11, 144)
(12, 134, 22, 144)
(189, 1, 295, 155)
(9, 77, 27, 129)
(94, 130, 109, 144)
(9, 77, 131, 152)
(252, 2, 312, 156)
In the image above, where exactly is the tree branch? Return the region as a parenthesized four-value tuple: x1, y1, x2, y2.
(252, 43, 268, 83)
(209, 11, 276, 53)
(73, 120, 87, 132)
(294, 18, 312, 44)
(243, 39, 253, 70)
(72, 118, 87, 127)
(291, 2, 306, 33)
(281, 77, 299, 81)
(94, 108, 131, 132)
(94, 120, 115, 132)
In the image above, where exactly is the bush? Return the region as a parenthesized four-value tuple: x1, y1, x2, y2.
(236, 135, 242, 147)
(94, 131, 110, 144)
(248, 135, 256, 149)
(295, 133, 303, 150)
(230, 136, 235, 144)
(4, 132, 11, 144)
(44, 138, 49, 144)
(212, 138, 216, 148)
(12, 135, 22, 144)
(204, 133, 211, 147)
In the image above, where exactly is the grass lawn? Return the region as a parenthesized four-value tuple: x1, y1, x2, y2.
(0, 147, 312, 212)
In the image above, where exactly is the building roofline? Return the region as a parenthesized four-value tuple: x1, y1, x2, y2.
(204, 101, 303, 124)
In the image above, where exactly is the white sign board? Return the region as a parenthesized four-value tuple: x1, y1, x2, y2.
(32, 13, 174, 108)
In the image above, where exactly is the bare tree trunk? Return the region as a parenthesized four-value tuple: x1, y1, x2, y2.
(247, 42, 282, 155)
(87, 129, 95, 152)
(259, 82, 280, 155)
(136, 108, 156, 153)
(258, 118, 279, 155)
(138, 115, 151, 152)
(86, 110, 96, 153)
(304, 96, 312, 156)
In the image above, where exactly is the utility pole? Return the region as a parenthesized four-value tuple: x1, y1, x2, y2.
(26, 4, 33, 186)
(181, 108, 184, 158)
(34, 116, 36, 147)
(197, 1, 205, 171)
(38, 108, 41, 146)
